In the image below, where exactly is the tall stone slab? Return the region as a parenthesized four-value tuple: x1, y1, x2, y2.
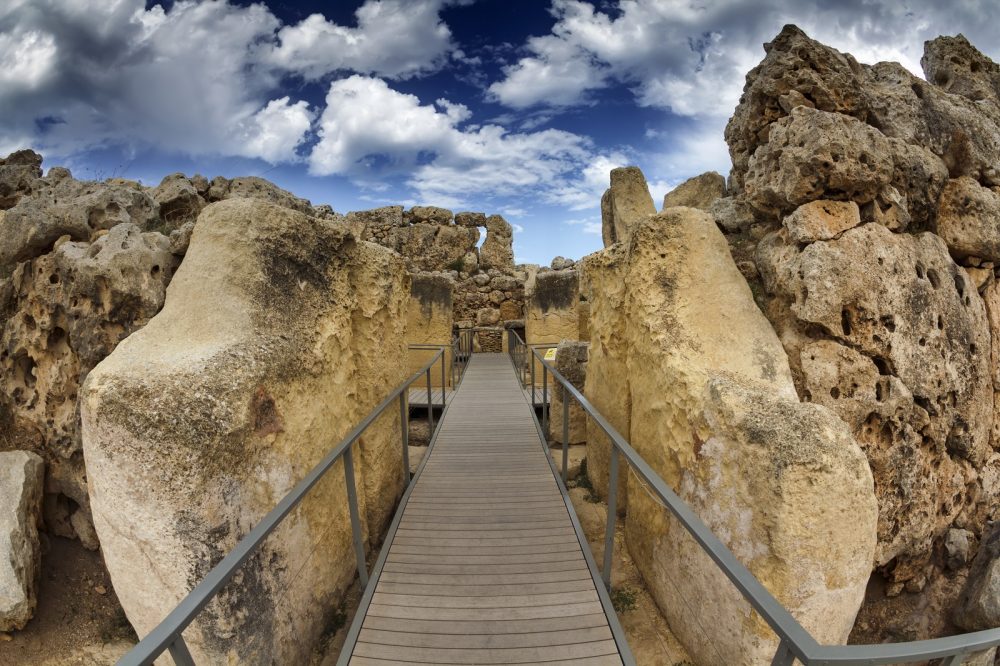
(407, 273, 454, 387)
(585, 208, 878, 664)
(81, 199, 409, 664)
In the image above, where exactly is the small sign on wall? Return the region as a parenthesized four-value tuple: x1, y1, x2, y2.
(544, 348, 557, 361)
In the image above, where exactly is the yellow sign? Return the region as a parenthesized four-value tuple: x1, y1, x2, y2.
(544, 347, 557, 361)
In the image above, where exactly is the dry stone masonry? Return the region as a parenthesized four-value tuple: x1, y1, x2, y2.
(716, 24, 1000, 641)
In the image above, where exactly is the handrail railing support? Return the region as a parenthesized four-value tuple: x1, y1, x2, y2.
(343, 446, 368, 588)
(399, 393, 409, 485)
(167, 636, 195, 666)
(602, 445, 619, 590)
(562, 393, 569, 484)
(426, 368, 434, 434)
(542, 364, 548, 435)
(771, 641, 795, 666)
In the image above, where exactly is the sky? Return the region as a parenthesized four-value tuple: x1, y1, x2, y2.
(1, 1, 999, 265)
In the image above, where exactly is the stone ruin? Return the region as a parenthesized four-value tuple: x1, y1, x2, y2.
(0, 21, 998, 666)
(571, 24, 1000, 663)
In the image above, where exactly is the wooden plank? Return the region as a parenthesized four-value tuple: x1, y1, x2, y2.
(348, 354, 622, 665)
(357, 625, 612, 649)
(353, 639, 622, 664)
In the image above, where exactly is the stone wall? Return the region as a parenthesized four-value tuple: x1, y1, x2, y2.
(718, 25, 1000, 637)
(80, 199, 410, 664)
(583, 205, 878, 664)
(549, 340, 588, 445)
(406, 273, 454, 387)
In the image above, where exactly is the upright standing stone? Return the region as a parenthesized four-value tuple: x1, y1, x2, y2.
(407, 273, 454, 387)
(81, 199, 409, 664)
(601, 167, 656, 247)
(0, 451, 44, 631)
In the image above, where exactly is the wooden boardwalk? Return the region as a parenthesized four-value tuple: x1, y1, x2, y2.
(344, 354, 626, 665)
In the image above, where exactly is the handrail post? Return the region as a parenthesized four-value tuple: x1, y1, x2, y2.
(530, 351, 536, 406)
(399, 393, 409, 485)
(940, 653, 967, 666)
(440, 348, 446, 398)
(542, 363, 548, 435)
(343, 446, 368, 588)
(167, 635, 196, 666)
(562, 391, 570, 484)
(769, 640, 794, 666)
(426, 367, 434, 434)
(602, 446, 619, 590)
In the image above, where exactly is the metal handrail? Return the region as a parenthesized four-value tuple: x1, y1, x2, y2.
(506, 329, 1000, 666)
(119, 348, 450, 666)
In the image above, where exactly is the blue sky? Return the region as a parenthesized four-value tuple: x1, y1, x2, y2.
(2, 1, 999, 265)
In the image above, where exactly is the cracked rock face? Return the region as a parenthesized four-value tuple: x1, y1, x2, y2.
(722, 26, 1000, 620)
(757, 224, 993, 576)
(1, 222, 177, 544)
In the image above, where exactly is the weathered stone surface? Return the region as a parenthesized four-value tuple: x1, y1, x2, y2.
(601, 167, 655, 247)
(709, 196, 756, 234)
(550, 256, 575, 271)
(391, 224, 479, 273)
(945, 528, 973, 571)
(454, 211, 486, 228)
(1, 223, 176, 542)
(0, 175, 160, 274)
(936, 177, 1000, 262)
(922, 35, 1000, 104)
(725, 25, 870, 192)
(0, 150, 43, 210)
(409, 206, 452, 225)
(782, 199, 860, 242)
(744, 106, 893, 215)
(954, 522, 1000, 630)
(549, 341, 588, 445)
(580, 245, 630, 509)
(661, 172, 726, 211)
(866, 60, 1000, 186)
(526, 270, 580, 345)
(887, 138, 949, 231)
(587, 209, 876, 664)
(407, 274, 454, 387)
(757, 223, 993, 580)
(0, 451, 44, 631)
(223, 176, 314, 214)
(81, 199, 408, 664)
(152, 173, 204, 230)
(479, 215, 514, 273)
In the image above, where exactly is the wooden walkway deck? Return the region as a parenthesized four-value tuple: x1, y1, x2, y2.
(344, 354, 626, 665)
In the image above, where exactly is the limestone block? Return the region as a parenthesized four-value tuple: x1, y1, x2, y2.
(601, 167, 655, 247)
(0, 451, 44, 631)
(954, 522, 1000, 630)
(922, 34, 1000, 105)
(744, 106, 893, 215)
(936, 177, 1000, 262)
(661, 172, 726, 211)
(587, 209, 876, 663)
(80, 199, 408, 664)
(479, 215, 514, 273)
(549, 341, 588, 446)
(152, 173, 205, 230)
(407, 274, 454, 387)
(757, 223, 993, 577)
(580, 245, 630, 510)
(782, 200, 860, 243)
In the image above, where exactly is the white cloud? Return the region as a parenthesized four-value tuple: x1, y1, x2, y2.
(310, 75, 619, 210)
(0, 0, 463, 162)
(267, 1, 457, 80)
(488, 0, 1000, 117)
(564, 217, 602, 235)
(236, 97, 315, 163)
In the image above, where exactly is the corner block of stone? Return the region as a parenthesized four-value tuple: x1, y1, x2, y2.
(0, 450, 44, 632)
(783, 200, 861, 243)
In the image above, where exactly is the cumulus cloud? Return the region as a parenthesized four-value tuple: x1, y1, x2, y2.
(311, 75, 622, 208)
(0, 0, 462, 162)
(489, 0, 1000, 117)
(267, 0, 459, 80)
